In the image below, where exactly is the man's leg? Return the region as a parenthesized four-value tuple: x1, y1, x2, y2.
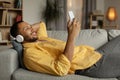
(76, 35, 120, 78)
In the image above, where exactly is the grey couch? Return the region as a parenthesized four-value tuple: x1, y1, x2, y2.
(0, 29, 120, 80)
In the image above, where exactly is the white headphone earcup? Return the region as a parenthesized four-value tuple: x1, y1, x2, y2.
(16, 35, 24, 42)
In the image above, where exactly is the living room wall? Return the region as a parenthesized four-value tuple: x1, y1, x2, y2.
(96, 0, 120, 29)
(23, 0, 46, 24)
(22, 0, 83, 30)
(105, 0, 120, 29)
(96, 0, 104, 14)
(22, 0, 120, 30)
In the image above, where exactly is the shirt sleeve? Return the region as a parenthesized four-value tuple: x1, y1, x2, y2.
(24, 48, 71, 76)
(37, 22, 48, 39)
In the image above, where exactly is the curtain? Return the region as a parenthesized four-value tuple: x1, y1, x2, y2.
(81, 0, 96, 29)
(45, 0, 66, 30)
(45, 0, 96, 30)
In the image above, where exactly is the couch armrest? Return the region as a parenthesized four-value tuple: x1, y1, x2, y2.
(0, 48, 19, 80)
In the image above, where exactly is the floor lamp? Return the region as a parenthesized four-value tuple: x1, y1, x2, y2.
(106, 7, 118, 29)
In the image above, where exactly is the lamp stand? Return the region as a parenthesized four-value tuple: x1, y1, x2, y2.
(108, 21, 118, 29)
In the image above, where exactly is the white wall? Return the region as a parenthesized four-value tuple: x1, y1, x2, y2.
(96, 0, 120, 29)
(96, 0, 104, 14)
(105, 0, 120, 29)
(23, 0, 46, 24)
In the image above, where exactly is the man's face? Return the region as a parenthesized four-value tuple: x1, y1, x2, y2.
(18, 22, 38, 42)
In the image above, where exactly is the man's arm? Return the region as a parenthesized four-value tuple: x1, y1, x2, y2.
(63, 19, 80, 62)
(32, 21, 42, 32)
(32, 21, 48, 38)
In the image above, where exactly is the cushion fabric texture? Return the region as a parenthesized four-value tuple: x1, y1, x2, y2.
(12, 69, 117, 80)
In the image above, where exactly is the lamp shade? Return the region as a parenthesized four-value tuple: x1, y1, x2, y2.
(106, 7, 117, 21)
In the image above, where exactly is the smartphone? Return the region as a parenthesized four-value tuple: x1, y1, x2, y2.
(68, 11, 74, 21)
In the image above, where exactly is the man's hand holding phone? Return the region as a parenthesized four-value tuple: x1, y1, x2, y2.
(67, 11, 81, 39)
(64, 11, 81, 62)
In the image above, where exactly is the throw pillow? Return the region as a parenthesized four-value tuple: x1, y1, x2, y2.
(11, 40, 26, 69)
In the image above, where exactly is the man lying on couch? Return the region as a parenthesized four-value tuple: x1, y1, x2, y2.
(10, 19, 120, 78)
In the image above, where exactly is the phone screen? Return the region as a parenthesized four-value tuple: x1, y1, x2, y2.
(68, 11, 74, 21)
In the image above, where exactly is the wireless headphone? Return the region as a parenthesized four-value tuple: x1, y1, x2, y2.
(10, 34, 24, 43)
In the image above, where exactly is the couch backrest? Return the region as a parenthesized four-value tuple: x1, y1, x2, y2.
(47, 29, 108, 49)
(108, 29, 120, 40)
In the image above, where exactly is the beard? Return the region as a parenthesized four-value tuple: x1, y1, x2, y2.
(29, 37, 38, 42)
(25, 37, 38, 42)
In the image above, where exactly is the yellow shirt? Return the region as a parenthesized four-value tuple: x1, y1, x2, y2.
(23, 22, 102, 76)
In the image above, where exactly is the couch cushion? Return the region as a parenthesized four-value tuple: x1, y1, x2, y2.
(12, 69, 117, 80)
(76, 29, 108, 49)
(47, 31, 68, 41)
(0, 45, 11, 51)
(108, 30, 120, 40)
(48, 29, 108, 49)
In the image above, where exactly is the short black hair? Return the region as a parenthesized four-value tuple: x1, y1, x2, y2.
(10, 21, 23, 37)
